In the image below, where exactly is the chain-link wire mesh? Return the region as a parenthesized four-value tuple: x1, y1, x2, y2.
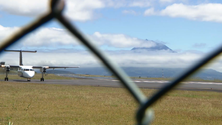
(0, 0, 221, 124)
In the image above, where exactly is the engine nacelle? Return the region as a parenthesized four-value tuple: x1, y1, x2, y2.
(2, 65, 10, 72)
(6, 66, 10, 71)
(0, 62, 5, 66)
(40, 66, 49, 73)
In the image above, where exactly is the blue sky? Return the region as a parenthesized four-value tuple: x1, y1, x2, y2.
(0, 0, 222, 71)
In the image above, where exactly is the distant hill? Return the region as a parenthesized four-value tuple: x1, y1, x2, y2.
(52, 67, 222, 80)
(35, 69, 73, 74)
(131, 40, 175, 53)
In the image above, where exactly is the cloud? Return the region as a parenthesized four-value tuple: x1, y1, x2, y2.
(159, 0, 186, 4)
(0, 48, 213, 72)
(0, 0, 48, 16)
(0, 0, 155, 21)
(122, 10, 138, 15)
(0, 25, 80, 49)
(128, 0, 152, 7)
(144, 3, 222, 23)
(0, 25, 21, 42)
(0, 0, 105, 21)
(104, 0, 153, 8)
(22, 28, 80, 47)
(0, 25, 219, 71)
(91, 32, 156, 48)
(0, 25, 158, 49)
(144, 8, 156, 16)
(159, 0, 175, 3)
(192, 43, 206, 48)
(65, 0, 105, 21)
(107, 50, 204, 68)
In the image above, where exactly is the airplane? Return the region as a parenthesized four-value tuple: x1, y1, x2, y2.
(0, 50, 79, 82)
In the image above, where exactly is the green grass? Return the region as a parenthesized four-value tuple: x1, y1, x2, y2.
(1, 72, 222, 83)
(0, 81, 221, 125)
(79, 74, 222, 83)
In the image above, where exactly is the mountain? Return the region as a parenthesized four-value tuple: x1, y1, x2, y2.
(50, 67, 222, 80)
(131, 40, 175, 53)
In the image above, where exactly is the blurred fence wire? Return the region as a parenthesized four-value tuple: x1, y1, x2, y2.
(0, 0, 221, 125)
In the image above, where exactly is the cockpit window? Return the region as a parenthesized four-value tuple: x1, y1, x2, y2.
(24, 69, 34, 71)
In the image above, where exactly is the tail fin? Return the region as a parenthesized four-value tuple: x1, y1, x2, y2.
(4, 50, 37, 66)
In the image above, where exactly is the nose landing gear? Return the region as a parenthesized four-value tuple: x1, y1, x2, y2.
(40, 68, 46, 82)
(40, 78, 44, 81)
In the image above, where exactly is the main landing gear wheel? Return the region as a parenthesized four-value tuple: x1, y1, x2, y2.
(40, 78, 44, 81)
(5, 69, 9, 81)
(4, 78, 8, 81)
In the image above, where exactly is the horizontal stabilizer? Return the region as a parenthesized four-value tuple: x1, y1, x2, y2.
(4, 50, 37, 53)
(5, 50, 37, 65)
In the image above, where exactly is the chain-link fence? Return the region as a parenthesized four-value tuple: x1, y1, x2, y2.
(0, 0, 221, 125)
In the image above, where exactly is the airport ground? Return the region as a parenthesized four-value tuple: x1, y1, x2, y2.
(0, 74, 222, 124)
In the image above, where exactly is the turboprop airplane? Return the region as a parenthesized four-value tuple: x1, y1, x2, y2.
(0, 50, 79, 82)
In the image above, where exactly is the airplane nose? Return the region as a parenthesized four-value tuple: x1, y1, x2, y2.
(24, 71, 35, 78)
(29, 71, 35, 77)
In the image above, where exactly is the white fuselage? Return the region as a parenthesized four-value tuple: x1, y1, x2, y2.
(18, 66, 35, 78)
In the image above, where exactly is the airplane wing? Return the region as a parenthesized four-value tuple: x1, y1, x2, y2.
(0, 64, 20, 70)
(32, 65, 79, 73)
(33, 66, 79, 69)
(0, 64, 19, 68)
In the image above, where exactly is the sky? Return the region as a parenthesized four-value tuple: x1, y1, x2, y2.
(0, 0, 222, 71)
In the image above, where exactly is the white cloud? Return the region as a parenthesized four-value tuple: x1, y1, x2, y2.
(161, 3, 222, 22)
(107, 50, 203, 68)
(0, 0, 48, 16)
(0, 25, 157, 49)
(65, 0, 105, 21)
(104, 0, 153, 8)
(159, 0, 175, 3)
(192, 43, 206, 48)
(144, 8, 156, 16)
(128, 0, 152, 7)
(22, 28, 80, 47)
(144, 3, 222, 23)
(0, 48, 212, 71)
(0, 0, 154, 21)
(0, 25, 20, 42)
(122, 10, 138, 15)
(159, 0, 189, 4)
(0, 25, 80, 48)
(0, 0, 105, 21)
(91, 32, 156, 48)
(0, 0, 156, 18)
(0, 24, 220, 71)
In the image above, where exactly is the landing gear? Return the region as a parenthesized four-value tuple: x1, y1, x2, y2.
(40, 78, 44, 81)
(4, 77, 8, 81)
(4, 67, 10, 81)
(27, 79, 31, 82)
(40, 68, 46, 82)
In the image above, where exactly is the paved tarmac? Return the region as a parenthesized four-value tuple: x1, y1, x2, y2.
(9, 78, 222, 92)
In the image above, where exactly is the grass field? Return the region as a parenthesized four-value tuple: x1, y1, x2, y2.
(77, 74, 222, 83)
(0, 81, 221, 125)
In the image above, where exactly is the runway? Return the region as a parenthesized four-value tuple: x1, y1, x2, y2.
(9, 78, 222, 92)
